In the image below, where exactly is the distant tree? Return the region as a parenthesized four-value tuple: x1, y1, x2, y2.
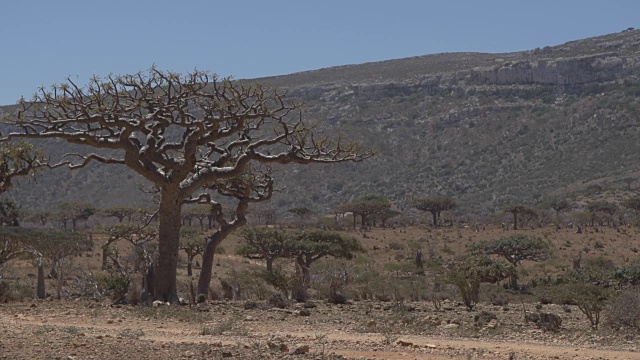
(0, 199, 21, 226)
(586, 201, 617, 226)
(622, 197, 640, 213)
(0, 140, 44, 195)
(505, 205, 537, 230)
(182, 205, 211, 230)
(622, 177, 635, 190)
(179, 227, 205, 277)
(21, 228, 91, 299)
(99, 206, 141, 223)
(289, 230, 365, 296)
(471, 234, 551, 289)
(4, 68, 371, 302)
(370, 209, 401, 227)
(338, 195, 391, 229)
(288, 207, 313, 220)
(100, 222, 158, 297)
(0, 226, 29, 268)
(237, 227, 290, 273)
(444, 255, 514, 310)
(547, 198, 572, 218)
(413, 196, 456, 226)
(23, 210, 51, 227)
(252, 206, 279, 226)
(57, 202, 96, 231)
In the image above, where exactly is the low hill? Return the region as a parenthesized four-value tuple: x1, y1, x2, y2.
(1, 29, 640, 214)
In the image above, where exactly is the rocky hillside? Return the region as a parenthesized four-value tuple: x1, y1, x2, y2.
(2, 29, 640, 214)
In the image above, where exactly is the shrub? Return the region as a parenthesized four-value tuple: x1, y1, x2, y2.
(474, 311, 497, 326)
(0, 281, 15, 302)
(525, 312, 562, 332)
(268, 293, 289, 309)
(97, 273, 130, 304)
(546, 283, 609, 329)
(605, 289, 640, 331)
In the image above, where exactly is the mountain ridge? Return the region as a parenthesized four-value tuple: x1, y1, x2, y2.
(1, 29, 639, 215)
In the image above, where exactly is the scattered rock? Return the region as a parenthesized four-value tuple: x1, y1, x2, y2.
(293, 344, 309, 354)
(152, 300, 168, 307)
(267, 341, 288, 352)
(243, 301, 258, 310)
(366, 319, 377, 328)
(396, 339, 413, 347)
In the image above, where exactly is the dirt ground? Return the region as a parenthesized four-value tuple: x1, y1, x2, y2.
(2, 225, 640, 359)
(1, 298, 639, 360)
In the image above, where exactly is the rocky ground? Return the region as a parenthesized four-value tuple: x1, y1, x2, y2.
(1, 298, 639, 360)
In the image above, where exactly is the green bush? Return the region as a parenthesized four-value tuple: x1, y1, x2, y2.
(97, 273, 130, 304)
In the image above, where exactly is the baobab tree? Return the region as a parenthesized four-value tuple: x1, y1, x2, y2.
(337, 195, 390, 229)
(413, 196, 456, 226)
(471, 234, 550, 289)
(2, 68, 372, 301)
(505, 205, 537, 230)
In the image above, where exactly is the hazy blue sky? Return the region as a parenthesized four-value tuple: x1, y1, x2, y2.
(0, 0, 637, 105)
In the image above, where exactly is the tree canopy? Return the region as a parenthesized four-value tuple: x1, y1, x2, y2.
(237, 227, 291, 272)
(337, 195, 390, 229)
(413, 196, 456, 226)
(0, 140, 44, 194)
(4, 68, 372, 302)
(505, 205, 537, 230)
(444, 255, 514, 310)
(471, 234, 551, 288)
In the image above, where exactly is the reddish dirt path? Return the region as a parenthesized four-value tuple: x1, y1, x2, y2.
(2, 309, 639, 360)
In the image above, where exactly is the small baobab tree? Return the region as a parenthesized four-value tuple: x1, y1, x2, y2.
(471, 234, 551, 289)
(505, 205, 537, 230)
(413, 196, 456, 226)
(237, 227, 290, 273)
(337, 195, 390, 229)
(179, 227, 205, 277)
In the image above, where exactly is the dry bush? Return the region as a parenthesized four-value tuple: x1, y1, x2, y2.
(474, 311, 497, 326)
(0, 281, 14, 302)
(481, 284, 512, 306)
(605, 288, 640, 331)
(525, 312, 562, 332)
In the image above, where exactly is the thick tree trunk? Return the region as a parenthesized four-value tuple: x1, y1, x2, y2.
(513, 212, 518, 230)
(266, 257, 274, 273)
(431, 211, 438, 226)
(361, 214, 367, 228)
(36, 260, 45, 299)
(196, 233, 223, 301)
(155, 191, 182, 302)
